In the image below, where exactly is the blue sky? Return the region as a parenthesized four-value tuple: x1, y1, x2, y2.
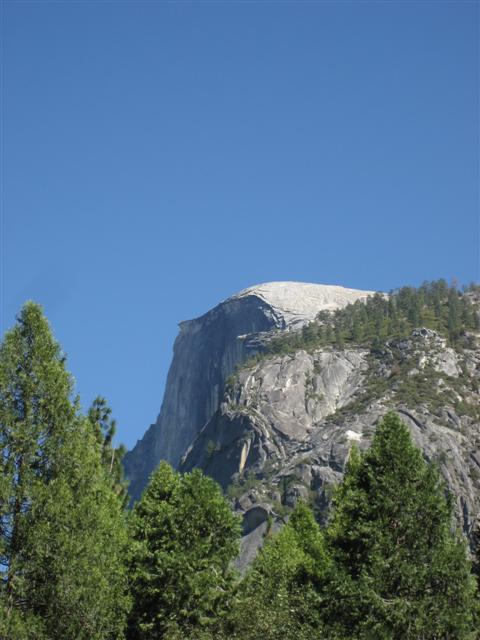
(3, 1, 479, 449)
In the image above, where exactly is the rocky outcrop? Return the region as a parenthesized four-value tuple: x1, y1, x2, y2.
(124, 280, 480, 565)
(181, 329, 480, 549)
(124, 282, 375, 500)
(180, 348, 369, 486)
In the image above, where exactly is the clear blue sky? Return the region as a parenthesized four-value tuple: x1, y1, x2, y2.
(3, 1, 479, 450)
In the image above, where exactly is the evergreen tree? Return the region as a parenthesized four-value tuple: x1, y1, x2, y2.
(228, 502, 331, 640)
(0, 302, 130, 639)
(266, 279, 479, 357)
(335, 327, 344, 349)
(127, 462, 241, 640)
(472, 525, 480, 591)
(325, 412, 478, 639)
(87, 396, 129, 506)
(448, 287, 462, 344)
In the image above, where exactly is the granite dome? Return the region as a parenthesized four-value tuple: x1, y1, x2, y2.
(231, 282, 377, 326)
(124, 281, 377, 500)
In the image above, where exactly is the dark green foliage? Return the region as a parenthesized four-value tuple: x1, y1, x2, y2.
(227, 502, 331, 640)
(127, 462, 241, 640)
(472, 525, 480, 591)
(0, 605, 47, 640)
(223, 421, 479, 640)
(225, 415, 479, 639)
(325, 412, 478, 639)
(88, 396, 129, 507)
(0, 303, 130, 639)
(265, 280, 479, 358)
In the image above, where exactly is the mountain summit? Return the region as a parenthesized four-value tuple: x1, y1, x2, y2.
(230, 282, 376, 327)
(123, 282, 375, 500)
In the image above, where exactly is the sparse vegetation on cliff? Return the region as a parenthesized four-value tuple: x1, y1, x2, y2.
(265, 280, 479, 358)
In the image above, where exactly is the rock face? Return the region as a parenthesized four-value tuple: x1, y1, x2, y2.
(181, 328, 480, 562)
(180, 348, 369, 489)
(125, 280, 480, 567)
(123, 282, 375, 500)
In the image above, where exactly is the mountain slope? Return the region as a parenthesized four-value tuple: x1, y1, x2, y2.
(123, 282, 375, 500)
(125, 281, 480, 567)
(181, 327, 480, 565)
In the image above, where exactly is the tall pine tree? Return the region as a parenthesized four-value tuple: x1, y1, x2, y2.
(325, 412, 478, 639)
(228, 502, 331, 640)
(0, 302, 130, 639)
(127, 462, 241, 640)
(87, 396, 129, 507)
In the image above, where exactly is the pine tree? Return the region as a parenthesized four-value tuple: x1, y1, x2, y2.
(87, 396, 129, 506)
(229, 502, 331, 640)
(472, 524, 480, 591)
(127, 462, 241, 640)
(0, 302, 130, 639)
(325, 412, 478, 639)
(448, 286, 462, 344)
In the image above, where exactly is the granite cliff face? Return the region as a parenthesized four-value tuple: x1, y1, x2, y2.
(180, 328, 480, 566)
(123, 283, 375, 500)
(125, 281, 480, 568)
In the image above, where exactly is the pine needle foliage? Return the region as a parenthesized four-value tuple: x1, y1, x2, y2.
(227, 502, 331, 640)
(0, 302, 130, 639)
(325, 412, 478, 639)
(87, 396, 129, 507)
(127, 462, 241, 640)
(263, 280, 479, 358)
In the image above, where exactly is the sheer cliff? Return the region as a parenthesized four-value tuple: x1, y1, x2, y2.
(123, 283, 375, 500)
(124, 281, 480, 566)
